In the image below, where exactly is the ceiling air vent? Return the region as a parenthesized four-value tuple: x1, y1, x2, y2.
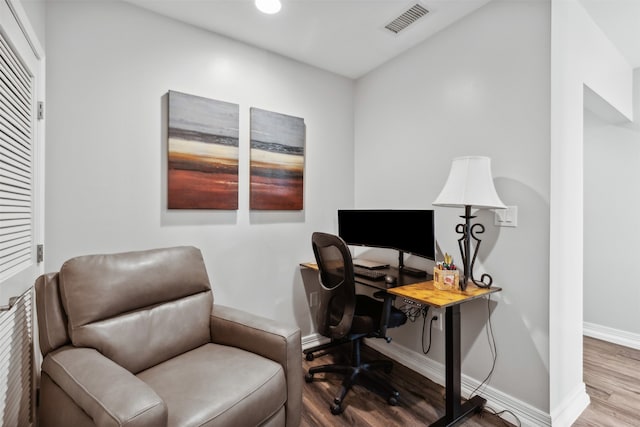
(385, 3, 429, 34)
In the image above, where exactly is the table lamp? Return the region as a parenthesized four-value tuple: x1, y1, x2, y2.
(433, 156, 505, 291)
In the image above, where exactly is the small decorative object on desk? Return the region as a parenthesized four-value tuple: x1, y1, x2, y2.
(434, 253, 460, 290)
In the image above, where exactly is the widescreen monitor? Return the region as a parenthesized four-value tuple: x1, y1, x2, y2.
(337, 209, 435, 261)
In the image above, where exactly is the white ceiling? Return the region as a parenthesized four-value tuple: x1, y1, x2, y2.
(579, 0, 640, 69)
(125, 0, 491, 78)
(125, 0, 640, 79)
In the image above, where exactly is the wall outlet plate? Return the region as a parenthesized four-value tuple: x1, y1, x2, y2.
(309, 292, 318, 307)
(432, 309, 443, 331)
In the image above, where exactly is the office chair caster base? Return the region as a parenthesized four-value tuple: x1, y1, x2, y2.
(304, 373, 314, 383)
(388, 395, 399, 406)
(305, 353, 315, 361)
(330, 402, 344, 415)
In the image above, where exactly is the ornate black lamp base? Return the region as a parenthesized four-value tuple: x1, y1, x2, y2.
(456, 205, 493, 291)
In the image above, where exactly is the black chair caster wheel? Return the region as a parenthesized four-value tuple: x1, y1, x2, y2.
(305, 353, 315, 361)
(388, 395, 398, 406)
(304, 373, 314, 383)
(330, 403, 343, 415)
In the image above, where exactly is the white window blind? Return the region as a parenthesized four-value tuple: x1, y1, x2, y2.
(0, 288, 32, 426)
(0, 29, 33, 281)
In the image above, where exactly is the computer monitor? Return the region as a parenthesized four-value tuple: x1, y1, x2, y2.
(337, 209, 435, 263)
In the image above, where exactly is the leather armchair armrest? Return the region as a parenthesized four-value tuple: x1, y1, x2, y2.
(210, 304, 302, 427)
(210, 304, 301, 367)
(42, 346, 168, 427)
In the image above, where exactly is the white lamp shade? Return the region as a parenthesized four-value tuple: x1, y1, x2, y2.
(433, 156, 506, 209)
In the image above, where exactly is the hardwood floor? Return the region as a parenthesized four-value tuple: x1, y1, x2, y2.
(301, 336, 640, 426)
(573, 336, 640, 426)
(301, 343, 514, 427)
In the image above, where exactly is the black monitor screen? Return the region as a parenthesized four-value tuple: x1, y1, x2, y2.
(338, 210, 435, 260)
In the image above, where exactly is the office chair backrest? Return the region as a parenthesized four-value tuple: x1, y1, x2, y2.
(311, 232, 356, 340)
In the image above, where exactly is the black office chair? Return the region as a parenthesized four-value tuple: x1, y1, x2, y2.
(305, 232, 408, 415)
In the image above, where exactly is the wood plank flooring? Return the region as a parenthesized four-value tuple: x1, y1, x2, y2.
(302, 337, 640, 426)
(573, 336, 640, 426)
(301, 343, 514, 427)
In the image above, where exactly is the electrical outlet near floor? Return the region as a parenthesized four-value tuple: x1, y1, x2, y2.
(309, 291, 318, 307)
(432, 309, 443, 331)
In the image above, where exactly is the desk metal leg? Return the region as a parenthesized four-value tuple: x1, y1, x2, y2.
(430, 305, 486, 427)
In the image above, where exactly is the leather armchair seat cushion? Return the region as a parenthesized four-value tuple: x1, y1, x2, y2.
(137, 343, 287, 427)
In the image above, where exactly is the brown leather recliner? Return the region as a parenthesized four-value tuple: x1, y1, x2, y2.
(35, 246, 302, 427)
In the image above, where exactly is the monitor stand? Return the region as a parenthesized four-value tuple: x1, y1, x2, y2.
(398, 251, 428, 278)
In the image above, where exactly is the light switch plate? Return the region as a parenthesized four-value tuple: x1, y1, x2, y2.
(494, 206, 518, 227)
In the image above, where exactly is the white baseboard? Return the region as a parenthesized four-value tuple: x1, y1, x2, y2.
(583, 322, 640, 350)
(364, 339, 551, 427)
(302, 332, 551, 426)
(301, 333, 328, 350)
(549, 383, 590, 427)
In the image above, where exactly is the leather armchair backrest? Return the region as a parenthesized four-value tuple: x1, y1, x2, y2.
(35, 272, 70, 356)
(57, 246, 213, 373)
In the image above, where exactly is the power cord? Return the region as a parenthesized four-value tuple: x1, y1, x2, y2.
(406, 297, 519, 424)
(469, 295, 522, 427)
(483, 405, 522, 427)
(421, 306, 438, 354)
(400, 304, 423, 322)
(469, 295, 497, 397)
(399, 304, 437, 354)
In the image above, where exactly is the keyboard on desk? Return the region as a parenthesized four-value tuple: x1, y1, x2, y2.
(353, 266, 386, 281)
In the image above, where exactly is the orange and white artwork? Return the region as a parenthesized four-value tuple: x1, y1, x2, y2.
(250, 108, 305, 210)
(168, 91, 239, 209)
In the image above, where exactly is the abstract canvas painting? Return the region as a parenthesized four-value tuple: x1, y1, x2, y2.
(250, 108, 305, 210)
(168, 91, 239, 209)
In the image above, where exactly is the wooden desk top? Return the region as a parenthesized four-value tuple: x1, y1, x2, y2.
(388, 281, 501, 309)
(299, 262, 427, 289)
(300, 263, 501, 307)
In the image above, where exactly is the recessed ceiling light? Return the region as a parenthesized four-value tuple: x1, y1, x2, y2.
(255, 0, 281, 14)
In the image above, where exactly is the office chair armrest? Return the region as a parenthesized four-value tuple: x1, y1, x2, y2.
(42, 346, 167, 427)
(373, 290, 395, 340)
(210, 304, 302, 427)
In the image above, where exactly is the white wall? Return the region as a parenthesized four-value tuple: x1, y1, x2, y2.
(550, 0, 633, 424)
(39, 0, 639, 424)
(17, 0, 45, 50)
(584, 68, 640, 340)
(355, 0, 551, 416)
(44, 0, 355, 334)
